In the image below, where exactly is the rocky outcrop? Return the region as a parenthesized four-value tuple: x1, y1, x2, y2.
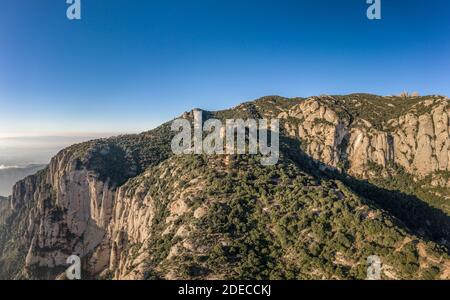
(280, 97, 350, 169)
(106, 177, 157, 279)
(279, 96, 450, 179)
(391, 100, 450, 175)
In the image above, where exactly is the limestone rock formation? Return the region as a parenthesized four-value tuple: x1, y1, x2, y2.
(278, 96, 449, 180)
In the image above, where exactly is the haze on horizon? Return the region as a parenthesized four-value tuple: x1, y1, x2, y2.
(0, 134, 121, 167)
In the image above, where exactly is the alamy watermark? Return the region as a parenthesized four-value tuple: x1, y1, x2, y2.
(367, 0, 382, 20)
(65, 1, 380, 21)
(366, 255, 382, 280)
(171, 110, 279, 166)
(66, 255, 81, 280)
(66, 0, 81, 20)
(65, 254, 381, 280)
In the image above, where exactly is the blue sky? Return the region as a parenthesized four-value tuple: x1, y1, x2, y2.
(0, 0, 449, 136)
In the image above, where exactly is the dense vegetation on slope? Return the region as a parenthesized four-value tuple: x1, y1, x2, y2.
(336, 163, 450, 243)
(329, 94, 444, 130)
(119, 154, 448, 280)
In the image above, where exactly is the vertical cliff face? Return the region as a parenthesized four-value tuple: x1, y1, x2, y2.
(391, 100, 450, 176)
(106, 178, 158, 279)
(280, 97, 350, 169)
(279, 96, 450, 181)
(1, 94, 449, 280)
(3, 148, 116, 278)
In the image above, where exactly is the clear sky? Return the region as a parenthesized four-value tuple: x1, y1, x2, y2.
(1, 0, 449, 136)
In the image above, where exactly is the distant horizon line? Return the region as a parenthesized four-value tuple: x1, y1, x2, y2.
(0, 131, 138, 139)
(1, 92, 448, 140)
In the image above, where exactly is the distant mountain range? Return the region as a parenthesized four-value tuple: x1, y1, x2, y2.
(0, 164, 46, 197)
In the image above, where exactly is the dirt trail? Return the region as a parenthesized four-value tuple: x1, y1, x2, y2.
(417, 243, 450, 279)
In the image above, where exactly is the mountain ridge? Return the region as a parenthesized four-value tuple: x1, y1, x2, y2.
(0, 94, 449, 280)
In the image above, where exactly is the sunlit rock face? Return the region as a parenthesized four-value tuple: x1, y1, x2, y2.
(280, 96, 449, 179)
